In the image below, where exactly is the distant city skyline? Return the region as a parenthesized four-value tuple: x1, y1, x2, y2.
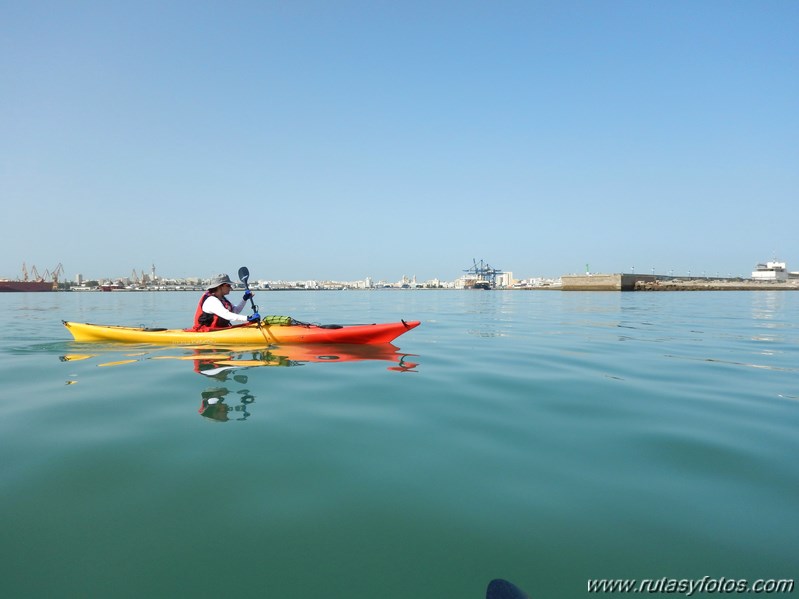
(3, 256, 792, 286)
(2, 2, 797, 281)
(57, 259, 786, 287)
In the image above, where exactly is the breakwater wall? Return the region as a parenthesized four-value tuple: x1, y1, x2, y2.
(561, 274, 645, 291)
(561, 274, 799, 291)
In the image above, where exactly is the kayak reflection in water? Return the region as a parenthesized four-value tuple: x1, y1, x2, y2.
(191, 344, 418, 374)
(190, 342, 419, 421)
(198, 386, 256, 423)
(192, 348, 296, 379)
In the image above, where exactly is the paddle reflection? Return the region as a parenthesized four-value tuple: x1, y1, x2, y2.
(60, 343, 419, 423)
(190, 344, 417, 422)
(198, 385, 255, 422)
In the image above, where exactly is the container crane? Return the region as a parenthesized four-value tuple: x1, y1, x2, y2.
(463, 259, 503, 289)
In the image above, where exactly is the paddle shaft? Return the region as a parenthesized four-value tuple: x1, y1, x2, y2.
(245, 284, 257, 313)
(238, 266, 271, 344)
(238, 266, 258, 313)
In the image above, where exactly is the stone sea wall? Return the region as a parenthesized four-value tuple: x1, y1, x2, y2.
(634, 278, 799, 291)
(561, 274, 799, 291)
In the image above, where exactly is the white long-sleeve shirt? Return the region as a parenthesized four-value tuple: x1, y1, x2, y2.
(201, 295, 249, 324)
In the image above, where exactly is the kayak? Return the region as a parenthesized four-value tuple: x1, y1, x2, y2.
(63, 319, 420, 345)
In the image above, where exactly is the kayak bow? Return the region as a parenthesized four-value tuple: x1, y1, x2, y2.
(63, 319, 420, 345)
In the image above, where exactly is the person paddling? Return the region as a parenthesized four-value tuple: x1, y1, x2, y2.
(193, 274, 260, 330)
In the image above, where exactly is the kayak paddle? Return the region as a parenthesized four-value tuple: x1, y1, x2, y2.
(238, 266, 258, 314)
(238, 266, 270, 343)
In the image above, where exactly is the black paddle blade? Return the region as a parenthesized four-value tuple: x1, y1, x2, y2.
(238, 266, 250, 285)
(486, 579, 529, 599)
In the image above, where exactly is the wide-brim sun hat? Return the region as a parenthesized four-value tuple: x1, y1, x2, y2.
(207, 274, 234, 290)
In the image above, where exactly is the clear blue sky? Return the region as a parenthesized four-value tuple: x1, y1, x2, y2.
(2, 0, 797, 282)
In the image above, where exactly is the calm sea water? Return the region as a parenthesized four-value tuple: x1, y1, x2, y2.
(1, 290, 797, 598)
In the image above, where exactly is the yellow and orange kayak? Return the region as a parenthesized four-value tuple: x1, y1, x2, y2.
(63, 319, 420, 345)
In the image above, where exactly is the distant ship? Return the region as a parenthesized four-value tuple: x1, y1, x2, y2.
(100, 283, 124, 291)
(0, 280, 55, 292)
(1, 263, 63, 292)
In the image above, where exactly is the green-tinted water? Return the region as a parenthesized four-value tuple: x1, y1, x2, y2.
(1, 290, 797, 597)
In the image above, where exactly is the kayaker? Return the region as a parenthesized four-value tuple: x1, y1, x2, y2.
(193, 274, 260, 330)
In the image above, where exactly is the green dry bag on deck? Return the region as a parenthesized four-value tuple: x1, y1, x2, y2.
(262, 315, 293, 326)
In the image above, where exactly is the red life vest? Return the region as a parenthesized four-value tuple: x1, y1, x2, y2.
(193, 291, 235, 330)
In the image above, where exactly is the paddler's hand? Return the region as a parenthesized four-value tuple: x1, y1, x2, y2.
(247, 313, 261, 323)
(243, 290, 254, 301)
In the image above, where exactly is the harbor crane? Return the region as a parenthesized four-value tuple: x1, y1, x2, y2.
(51, 263, 64, 289)
(463, 259, 503, 289)
(18, 262, 64, 289)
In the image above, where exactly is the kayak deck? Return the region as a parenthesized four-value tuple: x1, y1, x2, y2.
(63, 319, 420, 345)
